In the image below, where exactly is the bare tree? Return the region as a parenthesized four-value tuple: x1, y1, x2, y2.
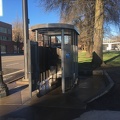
(38, 0, 95, 55)
(12, 16, 23, 53)
(12, 17, 23, 42)
(92, 0, 104, 66)
(92, 0, 120, 66)
(38, 0, 120, 66)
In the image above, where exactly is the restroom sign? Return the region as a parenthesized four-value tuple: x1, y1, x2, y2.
(0, 0, 3, 16)
(66, 53, 70, 59)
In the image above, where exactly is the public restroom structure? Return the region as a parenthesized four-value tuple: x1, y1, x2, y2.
(30, 23, 79, 94)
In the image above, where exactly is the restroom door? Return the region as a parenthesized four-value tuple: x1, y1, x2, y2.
(64, 35, 73, 90)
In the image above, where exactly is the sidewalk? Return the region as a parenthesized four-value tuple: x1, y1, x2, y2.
(75, 66, 120, 120)
(0, 68, 116, 120)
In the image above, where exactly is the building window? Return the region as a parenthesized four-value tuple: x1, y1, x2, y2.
(0, 36, 11, 41)
(0, 27, 7, 33)
(1, 45, 7, 54)
(2, 36, 7, 40)
(0, 27, 2, 32)
(0, 36, 2, 40)
(8, 29, 11, 34)
(7, 37, 10, 40)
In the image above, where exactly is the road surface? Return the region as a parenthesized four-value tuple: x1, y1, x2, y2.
(1, 55, 24, 83)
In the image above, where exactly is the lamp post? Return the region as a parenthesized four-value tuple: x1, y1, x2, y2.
(0, 47, 8, 98)
(22, 0, 32, 97)
(22, 0, 29, 81)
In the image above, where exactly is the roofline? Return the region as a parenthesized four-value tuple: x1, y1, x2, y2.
(30, 23, 80, 35)
(0, 21, 12, 26)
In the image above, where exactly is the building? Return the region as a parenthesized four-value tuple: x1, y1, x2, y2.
(0, 21, 23, 54)
(103, 42, 120, 51)
(0, 21, 13, 54)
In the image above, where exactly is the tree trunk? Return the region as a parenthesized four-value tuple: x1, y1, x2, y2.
(92, 0, 104, 67)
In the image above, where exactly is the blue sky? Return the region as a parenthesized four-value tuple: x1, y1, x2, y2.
(0, 0, 60, 27)
(0, 0, 119, 36)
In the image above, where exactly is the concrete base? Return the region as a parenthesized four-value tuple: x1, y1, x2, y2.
(16, 79, 29, 85)
(22, 78, 29, 82)
(0, 83, 9, 98)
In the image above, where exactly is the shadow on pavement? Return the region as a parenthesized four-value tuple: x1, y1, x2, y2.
(0, 105, 85, 120)
(1, 62, 120, 120)
(9, 84, 28, 95)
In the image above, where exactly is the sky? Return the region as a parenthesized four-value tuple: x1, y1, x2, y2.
(0, 0, 119, 37)
(0, 0, 60, 27)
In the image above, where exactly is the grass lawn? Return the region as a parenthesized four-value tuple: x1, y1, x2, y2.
(78, 51, 92, 63)
(78, 51, 120, 66)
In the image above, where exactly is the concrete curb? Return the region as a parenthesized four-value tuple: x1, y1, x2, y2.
(92, 70, 103, 75)
(87, 70, 114, 103)
(6, 76, 24, 84)
(79, 69, 104, 76)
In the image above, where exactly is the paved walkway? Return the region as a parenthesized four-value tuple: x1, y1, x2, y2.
(75, 66, 120, 120)
(0, 67, 118, 120)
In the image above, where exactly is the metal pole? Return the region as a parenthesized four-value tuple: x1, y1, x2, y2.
(35, 30, 38, 42)
(28, 40, 32, 98)
(76, 33, 78, 78)
(61, 29, 65, 93)
(22, 0, 29, 80)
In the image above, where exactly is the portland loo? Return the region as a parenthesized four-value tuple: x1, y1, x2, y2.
(30, 23, 79, 94)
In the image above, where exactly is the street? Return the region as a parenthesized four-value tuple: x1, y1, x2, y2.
(1, 55, 24, 83)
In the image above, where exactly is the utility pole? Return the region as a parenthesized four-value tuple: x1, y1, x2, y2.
(22, 0, 29, 81)
(0, 46, 8, 98)
(22, 0, 32, 98)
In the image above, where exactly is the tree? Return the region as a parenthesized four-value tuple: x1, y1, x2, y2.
(12, 17, 23, 53)
(92, 0, 120, 66)
(39, 0, 95, 55)
(38, 0, 120, 66)
(92, 0, 104, 66)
